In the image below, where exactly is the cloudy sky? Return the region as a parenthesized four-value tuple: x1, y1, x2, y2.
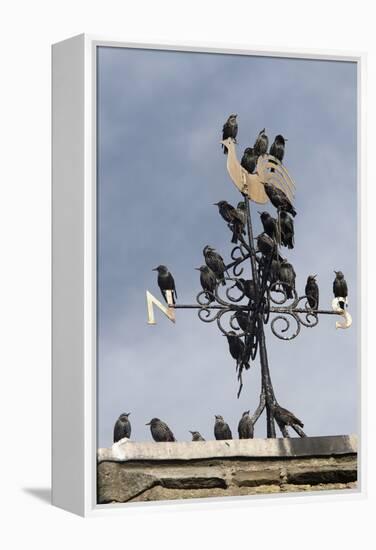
(96, 46, 358, 449)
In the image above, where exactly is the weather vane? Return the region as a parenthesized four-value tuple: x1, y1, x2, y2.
(146, 118, 352, 439)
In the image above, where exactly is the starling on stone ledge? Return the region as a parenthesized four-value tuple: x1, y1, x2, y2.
(189, 431, 205, 441)
(113, 413, 131, 443)
(214, 415, 232, 440)
(146, 418, 176, 442)
(273, 405, 304, 428)
(238, 410, 254, 439)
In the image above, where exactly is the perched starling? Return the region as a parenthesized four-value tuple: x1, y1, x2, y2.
(279, 259, 296, 299)
(225, 331, 250, 371)
(235, 278, 256, 301)
(189, 431, 205, 441)
(232, 202, 247, 243)
(214, 415, 232, 440)
(196, 265, 217, 301)
(253, 128, 269, 157)
(238, 410, 254, 439)
(280, 211, 294, 249)
(269, 134, 287, 163)
(262, 182, 297, 217)
(222, 114, 238, 154)
(268, 258, 280, 285)
(146, 418, 176, 442)
(203, 245, 226, 285)
(333, 270, 348, 309)
(305, 275, 319, 309)
(152, 265, 177, 304)
(259, 211, 278, 239)
(234, 310, 256, 334)
(214, 201, 245, 244)
(241, 147, 257, 174)
(214, 200, 237, 223)
(274, 405, 304, 428)
(113, 413, 131, 443)
(257, 232, 276, 256)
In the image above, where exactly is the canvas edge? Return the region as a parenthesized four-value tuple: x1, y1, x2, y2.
(51, 33, 366, 517)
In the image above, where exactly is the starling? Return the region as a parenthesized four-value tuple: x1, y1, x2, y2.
(235, 278, 256, 301)
(232, 202, 247, 243)
(203, 245, 226, 285)
(195, 265, 217, 302)
(146, 418, 176, 442)
(152, 265, 177, 304)
(279, 259, 296, 299)
(253, 128, 269, 157)
(268, 258, 280, 285)
(305, 275, 319, 309)
(113, 413, 131, 443)
(238, 410, 254, 439)
(262, 182, 297, 217)
(241, 147, 257, 174)
(222, 114, 238, 154)
(189, 430, 205, 441)
(225, 331, 250, 371)
(214, 201, 244, 244)
(234, 310, 257, 335)
(259, 211, 278, 239)
(274, 405, 304, 428)
(214, 200, 236, 223)
(333, 270, 348, 309)
(269, 134, 287, 163)
(280, 211, 294, 249)
(257, 232, 276, 256)
(214, 415, 232, 440)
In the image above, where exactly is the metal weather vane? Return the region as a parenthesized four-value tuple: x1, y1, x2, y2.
(146, 123, 352, 439)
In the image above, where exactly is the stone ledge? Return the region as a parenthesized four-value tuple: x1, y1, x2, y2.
(98, 434, 357, 463)
(97, 435, 358, 504)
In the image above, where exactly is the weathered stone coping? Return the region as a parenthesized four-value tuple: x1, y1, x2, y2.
(98, 434, 357, 463)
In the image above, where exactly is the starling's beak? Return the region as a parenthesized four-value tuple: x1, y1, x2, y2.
(145, 422, 151, 426)
(127, 413, 131, 416)
(189, 431, 194, 434)
(334, 270, 338, 275)
(152, 267, 158, 271)
(213, 202, 219, 206)
(285, 138, 288, 141)
(313, 274, 317, 279)
(194, 267, 200, 271)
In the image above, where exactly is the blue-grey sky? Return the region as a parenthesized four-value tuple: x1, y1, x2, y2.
(97, 46, 357, 449)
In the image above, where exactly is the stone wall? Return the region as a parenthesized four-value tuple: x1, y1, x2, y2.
(97, 435, 357, 504)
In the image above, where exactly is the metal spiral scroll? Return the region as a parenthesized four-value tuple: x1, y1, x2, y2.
(266, 283, 319, 341)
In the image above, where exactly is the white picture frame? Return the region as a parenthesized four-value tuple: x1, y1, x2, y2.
(52, 34, 365, 517)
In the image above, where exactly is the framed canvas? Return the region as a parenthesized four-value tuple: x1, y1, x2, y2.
(52, 35, 365, 517)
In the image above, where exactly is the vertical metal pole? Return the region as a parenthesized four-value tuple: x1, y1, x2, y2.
(244, 196, 277, 438)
